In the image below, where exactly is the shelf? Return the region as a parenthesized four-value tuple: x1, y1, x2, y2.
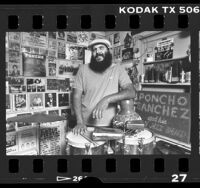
(143, 56, 188, 65)
(141, 83, 190, 86)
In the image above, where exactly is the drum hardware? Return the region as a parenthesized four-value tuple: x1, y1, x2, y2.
(84, 143, 92, 155)
(80, 133, 99, 147)
(137, 138, 144, 154)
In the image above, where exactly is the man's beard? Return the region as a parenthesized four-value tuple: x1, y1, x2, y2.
(89, 51, 112, 73)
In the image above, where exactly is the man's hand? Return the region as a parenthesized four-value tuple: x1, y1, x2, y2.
(72, 124, 87, 135)
(92, 97, 109, 119)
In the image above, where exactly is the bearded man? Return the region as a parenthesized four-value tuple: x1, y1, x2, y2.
(72, 39, 137, 135)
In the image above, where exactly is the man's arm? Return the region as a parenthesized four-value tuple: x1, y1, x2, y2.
(93, 83, 136, 119)
(72, 88, 87, 134)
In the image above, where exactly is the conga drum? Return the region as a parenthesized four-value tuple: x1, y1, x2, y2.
(66, 127, 106, 155)
(114, 129, 155, 155)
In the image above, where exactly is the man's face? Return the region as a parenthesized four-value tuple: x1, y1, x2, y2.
(92, 44, 108, 62)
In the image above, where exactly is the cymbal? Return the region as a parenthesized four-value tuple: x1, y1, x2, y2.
(7, 113, 66, 123)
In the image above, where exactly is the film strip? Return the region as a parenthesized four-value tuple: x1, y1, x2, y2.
(0, 4, 200, 183)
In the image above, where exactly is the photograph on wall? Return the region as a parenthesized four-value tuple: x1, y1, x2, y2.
(22, 32, 48, 48)
(48, 110, 59, 116)
(8, 77, 26, 93)
(114, 32, 120, 44)
(39, 48, 48, 56)
(6, 121, 15, 132)
(8, 63, 22, 77)
(45, 93, 57, 108)
(29, 93, 44, 110)
(66, 44, 78, 60)
(8, 41, 20, 51)
(18, 128, 37, 152)
(8, 32, 21, 42)
(48, 32, 56, 39)
(8, 49, 21, 64)
(66, 32, 77, 43)
(124, 32, 132, 48)
(58, 93, 69, 107)
(21, 46, 39, 54)
(57, 41, 66, 59)
(27, 78, 45, 92)
(77, 32, 89, 46)
(16, 113, 32, 129)
(61, 108, 71, 119)
(113, 46, 121, 59)
(22, 53, 46, 77)
(6, 94, 12, 112)
(48, 50, 57, 58)
(13, 94, 27, 111)
(57, 60, 73, 76)
(47, 58, 57, 77)
(155, 38, 174, 61)
(6, 131, 18, 155)
(122, 48, 134, 61)
(57, 31, 66, 41)
(47, 79, 58, 91)
(39, 122, 61, 155)
(57, 78, 71, 92)
(48, 39, 57, 50)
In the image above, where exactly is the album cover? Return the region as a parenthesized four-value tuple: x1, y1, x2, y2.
(47, 57, 57, 77)
(8, 41, 20, 51)
(57, 78, 71, 92)
(8, 63, 22, 77)
(29, 93, 44, 110)
(13, 94, 27, 111)
(6, 131, 18, 155)
(22, 52, 46, 77)
(57, 41, 66, 59)
(39, 122, 61, 155)
(57, 60, 73, 76)
(18, 128, 37, 152)
(48, 110, 59, 116)
(114, 32, 120, 44)
(48, 32, 56, 39)
(58, 93, 69, 107)
(22, 32, 48, 48)
(57, 31, 66, 40)
(48, 39, 57, 50)
(26, 78, 45, 92)
(8, 49, 21, 64)
(113, 46, 121, 59)
(16, 113, 32, 129)
(39, 48, 48, 56)
(47, 79, 58, 90)
(48, 50, 57, 58)
(66, 32, 77, 43)
(124, 32, 132, 48)
(77, 32, 89, 46)
(8, 32, 21, 42)
(122, 48, 134, 61)
(45, 93, 57, 108)
(6, 94, 12, 112)
(61, 108, 71, 119)
(21, 46, 39, 54)
(8, 77, 26, 93)
(6, 114, 16, 132)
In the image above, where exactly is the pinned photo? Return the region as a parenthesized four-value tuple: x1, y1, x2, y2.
(45, 93, 57, 108)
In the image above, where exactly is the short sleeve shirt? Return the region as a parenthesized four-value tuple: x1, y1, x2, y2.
(73, 63, 132, 127)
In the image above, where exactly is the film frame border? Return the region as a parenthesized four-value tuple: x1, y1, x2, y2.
(0, 4, 199, 183)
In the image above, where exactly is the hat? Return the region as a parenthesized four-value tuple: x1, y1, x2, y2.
(88, 38, 111, 49)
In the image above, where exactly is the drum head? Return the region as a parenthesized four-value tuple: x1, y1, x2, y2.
(118, 129, 154, 145)
(66, 127, 105, 148)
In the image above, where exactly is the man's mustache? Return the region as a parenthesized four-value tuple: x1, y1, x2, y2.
(95, 54, 104, 58)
